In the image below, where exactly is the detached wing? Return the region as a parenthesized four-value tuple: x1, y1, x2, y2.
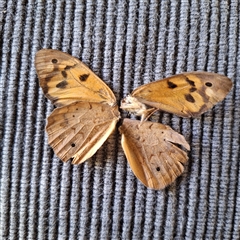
(35, 49, 116, 107)
(46, 102, 120, 164)
(132, 72, 232, 117)
(119, 119, 190, 190)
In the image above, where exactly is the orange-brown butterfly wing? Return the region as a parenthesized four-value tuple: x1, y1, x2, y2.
(46, 102, 120, 164)
(130, 72, 232, 118)
(35, 49, 116, 107)
(119, 119, 190, 190)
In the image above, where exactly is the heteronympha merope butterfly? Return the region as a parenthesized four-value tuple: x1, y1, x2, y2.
(35, 49, 232, 190)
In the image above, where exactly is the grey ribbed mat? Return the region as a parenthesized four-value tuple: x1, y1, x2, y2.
(0, 1, 239, 239)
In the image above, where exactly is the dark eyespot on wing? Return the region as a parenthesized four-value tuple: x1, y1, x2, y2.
(79, 74, 90, 81)
(190, 87, 197, 92)
(167, 81, 177, 89)
(205, 82, 213, 87)
(61, 71, 67, 78)
(56, 80, 68, 89)
(185, 94, 195, 103)
(52, 59, 58, 64)
(185, 77, 196, 87)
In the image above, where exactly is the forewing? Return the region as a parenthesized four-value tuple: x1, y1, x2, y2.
(132, 72, 232, 117)
(46, 102, 120, 164)
(119, 119, 190, 190)
(35, 49, 116, 107)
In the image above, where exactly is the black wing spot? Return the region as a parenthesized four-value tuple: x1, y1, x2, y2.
(79, 74, 90, 81)
(167, 81, 177, 89)
(156, 167, 160, 172)
(186, 77, 196, 87)
(71, 143, 76, 147)
(65, 65, 72, 70)
(52, 59, 58, 64)
(205, 82, 213, 87)
(61, 71, 67, 78)
(56, 80, 68, 89)
(185, 93, 195, 103)
(190, 87, 197, 92)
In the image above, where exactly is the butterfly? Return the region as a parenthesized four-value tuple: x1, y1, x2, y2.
(35, 49, 232, 190)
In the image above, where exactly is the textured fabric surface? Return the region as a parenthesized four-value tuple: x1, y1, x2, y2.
(0, 0, 239, 239)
